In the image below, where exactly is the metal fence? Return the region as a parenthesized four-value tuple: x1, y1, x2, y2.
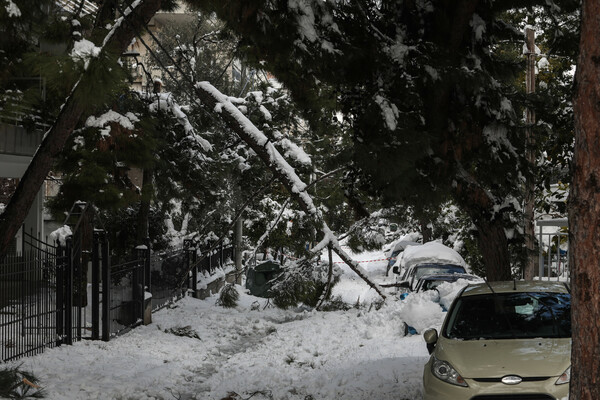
(537, 218, 569, 281)
(88, 231, 150, 341)
(0, 230, 81, 362)
(187, 241, 236, 294)
(149, 248, 188, 311)
(2, 201, 236, 362)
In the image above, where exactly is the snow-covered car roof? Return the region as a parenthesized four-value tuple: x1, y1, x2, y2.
(399, 241, 466, 269)
(384, 240, 421, 257)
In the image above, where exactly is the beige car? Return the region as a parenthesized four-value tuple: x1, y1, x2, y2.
(422, 281, 571, 400)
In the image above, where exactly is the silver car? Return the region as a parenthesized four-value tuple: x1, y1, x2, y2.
(422, 281, 571, 400)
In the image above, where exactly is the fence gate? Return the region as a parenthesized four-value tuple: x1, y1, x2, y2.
(0, 229, 83, 362)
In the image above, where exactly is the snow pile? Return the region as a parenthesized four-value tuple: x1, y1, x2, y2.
(384, 239, 420, 258)
(396, 278, 482, 333)
(397, 290, 447, 333)
(399, 241, 466, 269)
(49, 225, 73, 246)
(436, 278, 483, 310)
(12, 289, 430, 400)
(70, 39, 101, 70)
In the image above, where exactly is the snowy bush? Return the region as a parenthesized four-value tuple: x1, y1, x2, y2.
(271, 260, 339, 309)
(216, 283, 240, 308)
(318, 295, 351, 311)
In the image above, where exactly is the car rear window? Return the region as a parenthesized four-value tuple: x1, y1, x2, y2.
(444, 292, 571, 340)
(414, 264, 466, 281)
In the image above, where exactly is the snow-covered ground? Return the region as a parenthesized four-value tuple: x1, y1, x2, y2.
(6, 248, 466, 400)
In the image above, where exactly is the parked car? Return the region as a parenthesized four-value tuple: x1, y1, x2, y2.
(399, 273, 480, 335)
(392, 242, 468, 290)
(422, 281, 571, 400)
(399, 264, 468, 291)
(413, 273, 480, 294)
(384, 240, 420, 276)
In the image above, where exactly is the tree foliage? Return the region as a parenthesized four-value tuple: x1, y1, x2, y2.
(189, 0, 579, 279)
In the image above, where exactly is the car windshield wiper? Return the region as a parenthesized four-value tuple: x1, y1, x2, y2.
(484, 279, 517, 339)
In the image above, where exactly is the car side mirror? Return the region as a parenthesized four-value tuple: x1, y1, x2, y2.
(399, 281, 411, 289)
(392, 266, 399, 274)
(423, 328, 438, 354)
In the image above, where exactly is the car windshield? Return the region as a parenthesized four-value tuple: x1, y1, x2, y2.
(414, 264, 466, 281)
(421, 279, 448, 291)
(444, 292, 571, 340)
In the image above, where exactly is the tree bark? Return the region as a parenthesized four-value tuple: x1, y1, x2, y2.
(523, 28, 537, 280)
(473, 217, 511, 281)
(453, 169, 512, 281)
(136, 167, 153, 243)
(0, 0, 163, 260)
(569, 0, 600, 398)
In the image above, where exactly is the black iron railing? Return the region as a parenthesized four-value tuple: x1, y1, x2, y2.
(2, 202, 236, 362)
(0, 230, 80, 362)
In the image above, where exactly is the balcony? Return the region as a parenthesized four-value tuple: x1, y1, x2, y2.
(0, 92, 48, 157)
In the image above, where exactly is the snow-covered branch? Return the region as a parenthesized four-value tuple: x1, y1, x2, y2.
(193, 81, 386, 299)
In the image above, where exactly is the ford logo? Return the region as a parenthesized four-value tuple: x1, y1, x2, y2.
(501, 375, 523, 385)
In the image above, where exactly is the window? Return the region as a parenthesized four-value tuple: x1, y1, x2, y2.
(445, 292, 571, 340)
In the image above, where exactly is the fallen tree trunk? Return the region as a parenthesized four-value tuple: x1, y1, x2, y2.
(193, 81, 386, 300)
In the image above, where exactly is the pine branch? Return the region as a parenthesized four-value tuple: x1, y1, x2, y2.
(251, 197, 291, 261)
(109, 10, 386, 299)
(177, 175, 276, 287)
(192, 82, 387, 300)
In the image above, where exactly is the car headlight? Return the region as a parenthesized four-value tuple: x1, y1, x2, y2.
(555, 366, 570, 385)
(431, 355, 468, 387)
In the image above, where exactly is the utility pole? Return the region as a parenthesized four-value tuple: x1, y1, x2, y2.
(524, 27, 536, 280)
(234, 213, 243, 284)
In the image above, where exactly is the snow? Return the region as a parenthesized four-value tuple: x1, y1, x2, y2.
(6, 246, 477, 399)
(4, 0, 20, 17)
(48, 225, 73, 247)
(289, 0, 318, 43)
(470, 13, 486, 41)
(374, 95, 399, 131)
(86, 110, 138, 136)
(399, 241, 466, 269)
(70, 39, 101, 70)
(279, 138, 312, 165)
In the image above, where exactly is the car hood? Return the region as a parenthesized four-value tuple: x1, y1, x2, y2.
(435, 337, 571, 378)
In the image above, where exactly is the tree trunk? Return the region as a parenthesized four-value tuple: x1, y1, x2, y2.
(136, 167, 153, 243)
(420, 217, 433, 243)
(473, 217, 511, 281)
(0, 0, 163, 260)
(453, 171, 512, 281)
(523, 28, 537, 281)
(234, 213, 243, 284)
(569, 0, 600, 397)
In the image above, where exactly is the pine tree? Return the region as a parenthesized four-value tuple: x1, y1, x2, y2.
(0, 0, 165, 259)
(190, 0, 578, 281)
